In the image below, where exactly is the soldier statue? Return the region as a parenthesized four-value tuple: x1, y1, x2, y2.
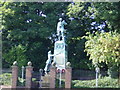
(57, 18, 67, 40)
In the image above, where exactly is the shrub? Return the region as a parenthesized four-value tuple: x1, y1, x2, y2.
(0, 73, 12, 85)
(72, 77, 119, 88)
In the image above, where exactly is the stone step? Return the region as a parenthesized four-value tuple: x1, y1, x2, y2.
(42, 87, 49, 88)
(41, 74, 50, 83)
(41, 83, 50, 87)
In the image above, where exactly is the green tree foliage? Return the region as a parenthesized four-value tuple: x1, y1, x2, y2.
(84, 31, 120, 67)
(93, 2, 120, 33)
(67, 2, 120, 33)
(3, 44, 27, 68)
(67, 2, 96, 69)
(67, 2, 96, 33)
(84, 31, 120, 77)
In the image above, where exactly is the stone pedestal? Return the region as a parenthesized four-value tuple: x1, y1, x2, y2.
(49, 66, 56, 88)
(65, 67, 72, 88)
(12, 66, 18, 88)
(25, 66, 33, 88)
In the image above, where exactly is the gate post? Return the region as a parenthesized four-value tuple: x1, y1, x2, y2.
(25, 61, 33, 88)
(49, 65, 56, 88)
(65, 62, 72, 88)
(12, 61, 18, 88)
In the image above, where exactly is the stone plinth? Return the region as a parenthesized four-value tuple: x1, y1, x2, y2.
(25, 66, 33, 88)
(65, 67, 72, 88)
(12, 66, 18, 88)
(49, 66, 56, 88)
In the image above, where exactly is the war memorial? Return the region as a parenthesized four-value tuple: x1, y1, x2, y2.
(0, 16, 119, 89)
(3, 18, 72, 89)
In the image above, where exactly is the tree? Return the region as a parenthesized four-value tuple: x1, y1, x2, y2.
(3, 44, 27, 68)
(67, 2, 96, 70)
(93, 2, 120, 33)
(67, 2, 120, 34)
(84, 31, 120, 78)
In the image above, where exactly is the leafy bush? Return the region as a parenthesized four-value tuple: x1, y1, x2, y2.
(18, 77, 37, 86)
(0, 73, 12, 85)
(17, 77, 25, 86)
(107, 65, 119, 78)
(72, 77, 119, 88)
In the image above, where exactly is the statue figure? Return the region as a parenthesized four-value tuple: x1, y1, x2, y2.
(57, 18, 67, 40)
(44, 50, 63, 74)
(44, 51, 53, 74)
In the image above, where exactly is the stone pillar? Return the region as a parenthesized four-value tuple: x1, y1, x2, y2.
(12, 61, 18, 88)
(65, 67, 72, 88)
(25, 61, 33, 88)
(49, 66, 56, 88)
